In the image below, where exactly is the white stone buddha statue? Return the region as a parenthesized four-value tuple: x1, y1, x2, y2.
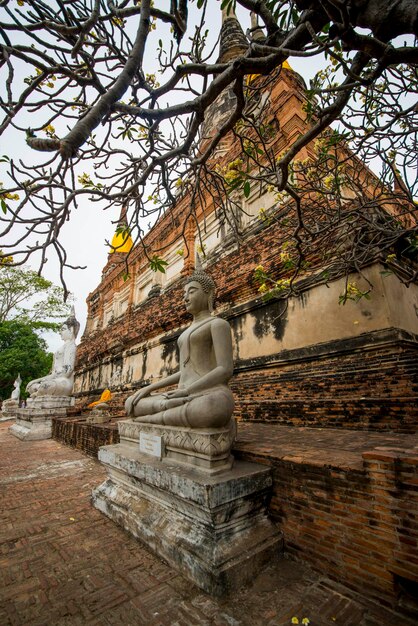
(26, 308, 80, 399)
(11, 374, 21, 402)
(1, 374, 21, 415)
(125, 270, 235, 429)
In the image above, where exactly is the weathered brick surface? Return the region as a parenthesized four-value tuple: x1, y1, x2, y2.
(78, 69, 312, 361)
(74, 63, 418, 438)
(235, 422, 418, 614)
(1, 420, 417, 625)
(75, 333, 418, 435)
(76, 214, 297, 367)
(232, 342, 418, 430)
(52, 416, 120, 458)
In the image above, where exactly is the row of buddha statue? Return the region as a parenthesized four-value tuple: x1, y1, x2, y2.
(17, 270, 234, 430)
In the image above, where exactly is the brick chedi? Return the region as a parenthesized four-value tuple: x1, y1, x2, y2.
(74, 10, 417, 432)
(67, 8, 418, 613)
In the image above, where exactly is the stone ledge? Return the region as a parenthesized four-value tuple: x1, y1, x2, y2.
(234, 422, 418, 471)
(26, 395, 74, 410)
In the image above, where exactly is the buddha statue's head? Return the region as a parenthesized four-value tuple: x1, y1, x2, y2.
(61, 307, 80, 340)
(184, 270, 216, 313)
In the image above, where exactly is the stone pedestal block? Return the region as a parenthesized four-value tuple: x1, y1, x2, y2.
(85, 407, 112, 424)
(9, 396, 74, 441)
(119, 419, 237, 475)
(1, 400, 19, 422)
(92, 440, 282, 595)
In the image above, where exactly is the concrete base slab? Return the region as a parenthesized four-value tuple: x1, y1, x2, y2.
(9, 405, 71, 441)
(85, 411, 112, 424)
(9, 418, 52, 440)
(0, 414, 16, 423)
(92, 442, 283, 595)
(1, 400, 19, 422)
(26, 395, 74, 410)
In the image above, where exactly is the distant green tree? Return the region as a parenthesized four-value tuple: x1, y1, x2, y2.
(0, 321, 53, 401)
(0, 265, 71, 330)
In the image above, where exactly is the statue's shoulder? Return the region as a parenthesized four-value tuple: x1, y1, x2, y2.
(210, 316, 231, 331)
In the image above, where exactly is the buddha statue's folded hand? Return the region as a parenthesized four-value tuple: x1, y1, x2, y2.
(163, 389, 189, 399)
(27, 377, 41, 389)
(125, 387, 151, 414)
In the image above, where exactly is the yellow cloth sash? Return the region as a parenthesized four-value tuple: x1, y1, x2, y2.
(87, 388, 112, 408)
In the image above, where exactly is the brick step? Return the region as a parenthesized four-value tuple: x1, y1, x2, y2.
(237, 397, 418, 404)
(235, 361, 418, 382)
(235, 397, 418, 431)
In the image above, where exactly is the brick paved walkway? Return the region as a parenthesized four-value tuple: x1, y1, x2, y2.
(0, 421, 415, 626)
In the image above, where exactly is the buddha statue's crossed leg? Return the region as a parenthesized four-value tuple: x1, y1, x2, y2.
(134, 388, 234, 428)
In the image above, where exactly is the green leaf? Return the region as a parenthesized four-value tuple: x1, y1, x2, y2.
(227, 178, 242, 191)
(243, 180, 251, 198)
(1, 199, 8, 214)
(116, 224, 130, 237)
(149, 255, 168, 273)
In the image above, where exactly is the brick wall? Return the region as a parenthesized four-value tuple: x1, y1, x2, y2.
(76, 329, 418, 432)
(76, 214, 301, 367)
(75, 60, 417, 433)
(52, 417, 120, 458)
(232, 339, 418, 430)
(51, 409, 418, 613)
(234, 445, 418, 612)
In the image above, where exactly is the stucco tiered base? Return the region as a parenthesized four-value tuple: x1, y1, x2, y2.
(9, 396, 74, 441)
(92, 441, 282, 595)
(1, 400, 19, 422)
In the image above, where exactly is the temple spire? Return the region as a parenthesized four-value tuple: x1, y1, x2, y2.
(249, 11, 293, 71)
(217, 6, 248, 63)
(109, 205, 133, 254)
(250, 11, 265, 41)
(117, 204, 128, 227)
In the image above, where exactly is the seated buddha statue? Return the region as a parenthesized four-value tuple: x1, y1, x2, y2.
(10, 374, 22, 402)
(125, 270, 235, 429)
(87, 388, 112, 409)
(26, 308, 80, 399)
(1, 374, 21, 412)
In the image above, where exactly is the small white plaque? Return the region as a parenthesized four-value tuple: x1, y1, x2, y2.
(139, 433, 164, 458)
